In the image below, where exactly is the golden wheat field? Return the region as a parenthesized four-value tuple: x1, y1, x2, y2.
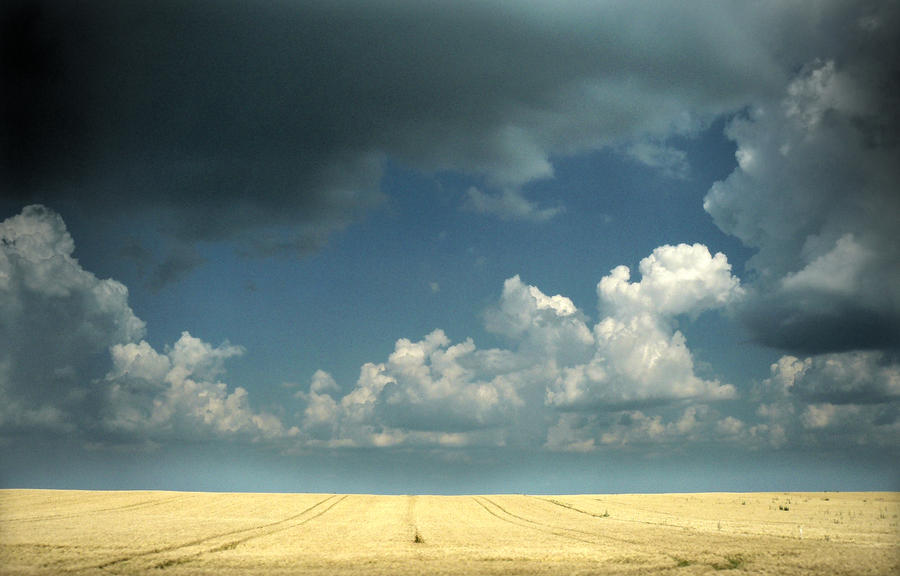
(0, 490, 897, 575)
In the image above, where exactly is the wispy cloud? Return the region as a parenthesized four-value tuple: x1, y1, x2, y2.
(463, 187, 563, 222)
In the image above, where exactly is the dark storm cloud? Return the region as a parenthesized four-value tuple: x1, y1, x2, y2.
(705, 0, 900, 355)
(742, 297, 900, 355)
(4, 0, 896, 355)
(2, 0, 779, 254)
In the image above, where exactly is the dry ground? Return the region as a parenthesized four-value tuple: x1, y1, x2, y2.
(0, 490, 897, 575)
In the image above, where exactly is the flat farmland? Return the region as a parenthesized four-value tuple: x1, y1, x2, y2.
(1, 490, 897, 575)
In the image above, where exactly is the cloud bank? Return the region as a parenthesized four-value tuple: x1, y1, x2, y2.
(2, 206, 897, 454)
(300, 244, 745, 449)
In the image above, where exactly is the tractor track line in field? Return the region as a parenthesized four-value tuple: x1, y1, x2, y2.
(531, 496, 673, 544)
(488, 496, 644, 546)
(407, 495, 422, 544)
(144, 494, 350, 570)
(79, 494, 342, 572)
(533, 497, 614, 519)
(0, 494, 190, 524)
(201, 494, 349, 554)
(471, 496, 598, 545)
(145, 494, 350, 572)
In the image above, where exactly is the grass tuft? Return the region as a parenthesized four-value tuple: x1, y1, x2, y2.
(712, 553, 747, 570)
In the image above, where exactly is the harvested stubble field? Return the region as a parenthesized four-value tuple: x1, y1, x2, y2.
(0, 490, 897, 575)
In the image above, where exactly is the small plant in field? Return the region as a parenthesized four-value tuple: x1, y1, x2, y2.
(413, 530, 425, 544)
(712, 554, 747, 570)
(601, 509, 610, 517)
(673, 557, 691, 567)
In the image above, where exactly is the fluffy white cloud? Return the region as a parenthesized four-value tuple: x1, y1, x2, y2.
(296, 329, 528, 447)
(298, 370, 341, 432)
(0, 206, 294, 443)
(548, 315, 735, 408)
(485, 275, 594, 367)
(103, 333, 295, 441)
(598, 243, 743, 317)
(547, 244, 740, 410)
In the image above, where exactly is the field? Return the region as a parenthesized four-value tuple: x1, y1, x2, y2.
(1, 490, 897, 575)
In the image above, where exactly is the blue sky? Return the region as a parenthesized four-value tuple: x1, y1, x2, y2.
(1, 0, 898, 493)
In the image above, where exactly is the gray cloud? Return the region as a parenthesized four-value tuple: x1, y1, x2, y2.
(764, 352, 900, 406)
(463, 187, 562, 222)
(3, 0, 781, 256)
(751, 352, 900, 448)
(704, 2, 900, 354)
(0, 206, 145, 434)
(0, 206, 292, 443)
(624, 141, 689, 180)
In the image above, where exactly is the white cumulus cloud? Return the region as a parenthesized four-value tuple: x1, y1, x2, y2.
(598, 243, 743, 318)
(103, 333, 295, 441)
(298, 245, 741, 449)
(547, 244, 741, 410)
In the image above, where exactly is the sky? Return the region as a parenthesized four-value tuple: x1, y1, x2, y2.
(1, 0, 898, 494)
